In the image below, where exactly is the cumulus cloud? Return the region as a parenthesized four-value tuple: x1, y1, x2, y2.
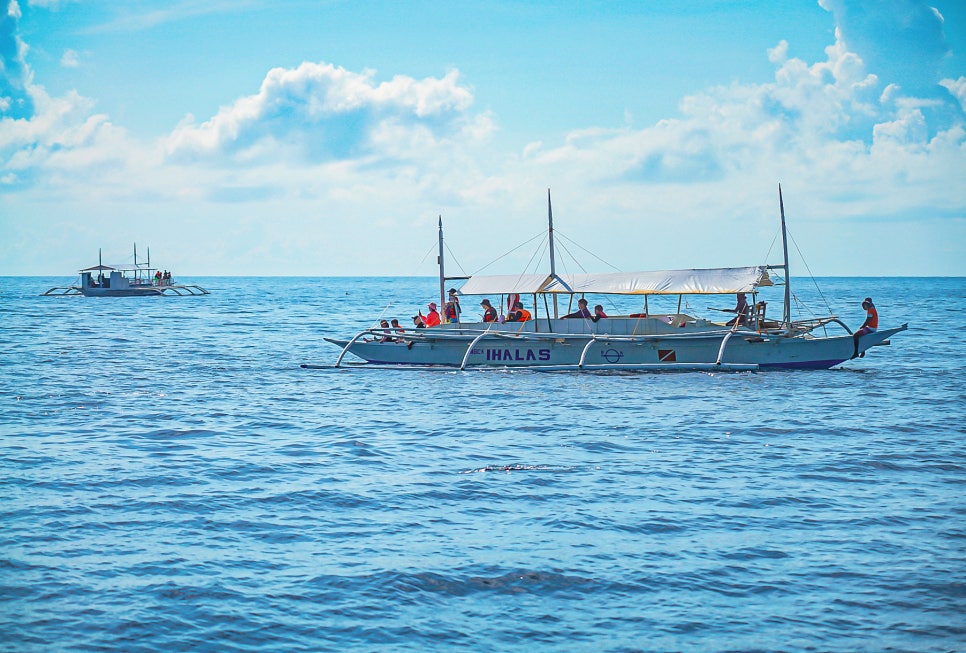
(514, 5, 965, 232)
(163, 62, 486, 165)
(818, 0, 948, 95)
(1, 0, 963, 276)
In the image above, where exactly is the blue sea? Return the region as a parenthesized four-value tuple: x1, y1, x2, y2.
(2, 276, 964, 653)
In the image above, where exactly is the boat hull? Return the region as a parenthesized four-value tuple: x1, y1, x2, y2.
(324, 324, 907, 371)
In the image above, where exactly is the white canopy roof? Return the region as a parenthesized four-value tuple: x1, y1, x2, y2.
(457, 266, 772, 296)
(79, 263, 153, 272)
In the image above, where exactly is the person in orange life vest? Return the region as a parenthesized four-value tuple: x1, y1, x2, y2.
(562, 298, 592, 319)
(851, 297, 878, 359)
(421, 302, 441, 327)
(506, 301, 531, 322)
(592, 304, 608, 323)
(480, 299, 498, 323)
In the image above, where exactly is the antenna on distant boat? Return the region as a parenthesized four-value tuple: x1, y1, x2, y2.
(779, 184, 792, 333)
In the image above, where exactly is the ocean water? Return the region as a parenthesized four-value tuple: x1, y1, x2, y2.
(1, 275, 964, 653)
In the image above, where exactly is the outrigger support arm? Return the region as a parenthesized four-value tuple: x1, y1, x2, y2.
(460, 329, 494, 370)
(335, 329, 370, 368)
(578, 336, 597, 369)
(715, 323, 742, 365)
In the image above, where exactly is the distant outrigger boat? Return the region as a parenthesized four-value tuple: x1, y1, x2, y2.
(43, 245, 209, 297)
(320, 188, 907, 371)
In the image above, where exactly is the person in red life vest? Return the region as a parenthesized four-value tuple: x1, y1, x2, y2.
(592, 304, 608, 322)
(506, 301, 531, 322)
(562, 298, 592, 319)
(447, 288, 461, 322)
(851, 296, 878, 359)
(444, 301, 459, 323)
(421, 302, 441, 327)
(480, 299, 498, 323)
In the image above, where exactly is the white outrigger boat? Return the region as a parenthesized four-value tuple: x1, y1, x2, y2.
(320, 188, 907, 371)
(43, 245, 209, 297)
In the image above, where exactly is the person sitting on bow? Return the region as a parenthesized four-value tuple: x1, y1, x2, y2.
(851, 296, 878, 359)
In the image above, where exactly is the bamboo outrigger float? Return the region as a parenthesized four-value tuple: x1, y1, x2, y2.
(43, 245, 209, 297)
(317, 187, 907, 371)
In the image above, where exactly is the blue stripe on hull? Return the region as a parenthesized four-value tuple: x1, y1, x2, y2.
(759, 359, 844, 370)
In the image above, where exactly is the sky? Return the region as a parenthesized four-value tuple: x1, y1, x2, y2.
(1, 0, 965, 278)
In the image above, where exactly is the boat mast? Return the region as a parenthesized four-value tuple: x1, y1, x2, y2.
(779, 184, 792, 332)
(546, 188, 568, 317)
(548, 189, 557, 280)
(437, 216, 446, 316)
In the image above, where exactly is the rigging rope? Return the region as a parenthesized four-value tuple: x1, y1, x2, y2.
(555, 230, 622, 272)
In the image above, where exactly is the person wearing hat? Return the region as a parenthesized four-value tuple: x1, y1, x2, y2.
(421, 302, 441, 327)
(480, 299, 498, 323)
(851, 297, 878, 359)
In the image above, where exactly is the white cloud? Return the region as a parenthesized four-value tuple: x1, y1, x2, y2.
(60, 48, 79, 67)
(162, 63, 483, 165)
(941, 77, 966, 113)
(1, 1, 963, 276)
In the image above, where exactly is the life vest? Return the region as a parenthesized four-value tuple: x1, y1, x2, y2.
(483, 307, 497, 322)
(867, 306, 878, 330)
(424, 310, 441, 327)
(517, 308, 532, 322)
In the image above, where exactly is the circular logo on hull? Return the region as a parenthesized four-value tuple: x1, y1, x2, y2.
(601, 348, 624, 364)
